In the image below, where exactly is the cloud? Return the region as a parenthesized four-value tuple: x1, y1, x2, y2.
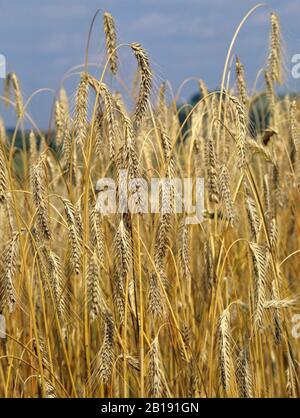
(130, 12, 218, 40)
(37, 2, 91, 20)
(36, 32, 84, 54)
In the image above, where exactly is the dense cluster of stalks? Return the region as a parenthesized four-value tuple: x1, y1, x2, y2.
(0, 8, 300, 398)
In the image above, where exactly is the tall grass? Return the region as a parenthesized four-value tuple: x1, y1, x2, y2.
(0, 7, 299, 398)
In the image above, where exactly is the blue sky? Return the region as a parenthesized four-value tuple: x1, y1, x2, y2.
(0, 0, 300, 128)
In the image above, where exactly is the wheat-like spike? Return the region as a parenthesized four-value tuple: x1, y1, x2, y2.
(199, 79, 209, 102)
(235, 346, 253, 398)
(249, 242, 270, 329)
(131, 43, 152, 128)
(160, 128, 172, 162)
(268, 13, 282, 84)
(31, 229, 51, 293)
(178, 220, 191, 279)
(90, 77, 116, 160)
(286, 367, 297, 398)
(148, 272, 166, 319)
(147, 338, 164, 398)
(74, 72, 89, 145)
(115, 104, 139, 180)
(290, 100, 300, 187)
(45, 380, 58, 398)
(48, 250, 67, 323)
(113, 218, 131, 279)
(87, 76, 116, 160)
(112, 216, 132, 321)
(103, 12, 118, 75)
(187, 359, 198, 397)
(6, 72, 24, 118)
(54, 100, 64, 147)
(59, 87, 71, 149)
(265, 70, 276, 131)
(98, 82, 116, 159)
(31, 154, 51, 240)
(33, 337, 51, 370)
(218, 163, 235, 227)
(62, 126, 71, 160)
(113, 272, 125, 323)
(157, 82, 167, 128)
(247, 137, 275, 164)
(59, 87, 70, 127)
(217, 307, 232, 392)
(0, 118, 6, 145)
(160, 130, 176, 178)
(0, 141, 8, 204)
(74, 199, 83, 239)
(180, 322, 191, 361)
(12, 73, 24, 118)
(211, 93, 220, 120)
(0, 232, 19, 312)
(150, 131, 176, 260)
(290, 100, 300, 150)
(116, 124, 142, 214)
(38, 375, 58, 398)
(62, 198, 81, 275)
(5, 193, 16, 234)
(118, 353, 141, 374)
(94, 102, 104, 158)
(205, 135, 219, 203)
(28, 131, 38, 183)
(229, 95, 247, 168)
(269, 217, 278, 251)
(285, 346, 298, 398)
(235, 57, 248, 108)
(62, 198, 76, 226)
(114, 92, 127, 116)
(91, 310, 115, 385)
(264, 298, 297, 309)
(87, 252, 107, 321)
(154, 214, 170, 272)
(62, 128, 77, 186)
(244, 184, 260, 241)
(192, 96, 205, 139)
(0, 122, 6, 163)
(193, 136, 204, 178)
(68, 224, 81, 275)
(124, 116, 140, 180)
(289, 101, 297, 164)
(272, 279, 282, 344)
(89, 206, 105, 265)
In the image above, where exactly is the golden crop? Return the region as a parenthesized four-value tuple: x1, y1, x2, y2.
(0, 7, 299, 398)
